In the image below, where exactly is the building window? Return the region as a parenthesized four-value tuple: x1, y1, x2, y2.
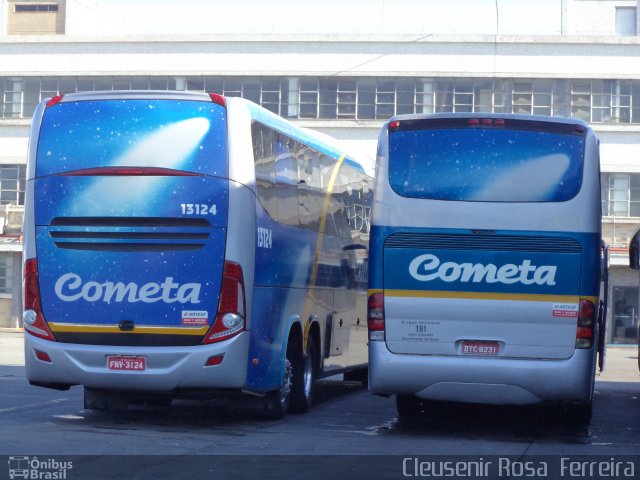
(0, 165, 26, 206)
(615, 7, 637, 36)
(0, 254, 14, 295)
(14, 4, 59, 12)
(4, 75, 640, 124)
(7, 0, 65, 35)
(602, 173, 640, 217)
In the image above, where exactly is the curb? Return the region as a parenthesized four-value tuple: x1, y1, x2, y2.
(0, 327, 23, 334)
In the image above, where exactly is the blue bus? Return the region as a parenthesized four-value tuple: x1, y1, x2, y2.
(368, 113, 606, 423)
(23, 91, 373, 418)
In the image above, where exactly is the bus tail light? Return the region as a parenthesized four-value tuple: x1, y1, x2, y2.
(23, 259, 56, 341)
(202, 261, 246, 344)
(575, 299, 595, 349)
(368, 292, 385, 341)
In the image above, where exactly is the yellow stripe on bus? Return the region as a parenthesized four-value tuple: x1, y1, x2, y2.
(48, 323, 209, 336)
(369, 289, 597, 304)
(303, 154, 346, 348)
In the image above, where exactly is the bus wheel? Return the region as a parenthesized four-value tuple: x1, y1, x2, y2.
(290, 337, 317, 413)
(344, 368, 368, 388)
(567, 402, 593, 426)
(396, 394, 424, 418)
(83, 387, 128, 412)
(264, 342, 294, 419)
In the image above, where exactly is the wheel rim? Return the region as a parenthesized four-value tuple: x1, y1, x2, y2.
(280, 358, 292, 406)
(302, 353, 313, 398)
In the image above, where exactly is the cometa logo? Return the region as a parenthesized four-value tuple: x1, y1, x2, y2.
(54, 273, 202, 304)
(408, 254, 557, 286)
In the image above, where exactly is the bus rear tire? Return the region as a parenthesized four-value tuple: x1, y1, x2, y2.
(396, 394, 424, 418)
(290, 337, 317, 413)
(264, 340, 295, 419)
(343, 367, 368, 388)
(568, 402, 593, 426)
(83, 387, 128, 412)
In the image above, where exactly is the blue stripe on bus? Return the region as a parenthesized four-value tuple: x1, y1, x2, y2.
(369, 226, 600, 297)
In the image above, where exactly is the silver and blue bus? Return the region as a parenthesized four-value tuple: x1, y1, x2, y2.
(23, 91, 373, 418)
(368, 113, 606, 422)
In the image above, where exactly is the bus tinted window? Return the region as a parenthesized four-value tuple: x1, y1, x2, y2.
(36, 100, 227, 176)
(388, 128, 584, 202)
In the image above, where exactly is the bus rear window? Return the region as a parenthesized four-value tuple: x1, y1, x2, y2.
(388, 127, 585, 202)
(36, 99, 227, 177)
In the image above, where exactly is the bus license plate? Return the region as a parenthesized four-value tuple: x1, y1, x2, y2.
(107, 356, 146, 371)
(461, 341, 499, 356)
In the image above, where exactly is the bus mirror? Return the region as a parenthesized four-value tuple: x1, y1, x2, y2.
(629, 231, 640, 270)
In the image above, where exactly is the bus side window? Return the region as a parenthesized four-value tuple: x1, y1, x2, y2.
(252, 123, 277, 221)
(298, 147, 322, 232)
(275, 134, 300, 226)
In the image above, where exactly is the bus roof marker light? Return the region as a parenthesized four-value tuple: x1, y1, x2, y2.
(45, 95, 64, 108)
(208, 93, 227, 108)
(389, 121, 401, 130)
(481, 118, 493, 125)
(468, 118, 480, 126)
(494, 118, 505, 126)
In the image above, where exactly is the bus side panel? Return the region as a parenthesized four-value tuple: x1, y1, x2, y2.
(245, 286, 291, 392)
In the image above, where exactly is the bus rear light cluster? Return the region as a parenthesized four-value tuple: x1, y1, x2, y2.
(202, 261, 246, 344)
(575, 299, 595, 349)
(367, 292, 385, 341)
(23, 259, 56, 341)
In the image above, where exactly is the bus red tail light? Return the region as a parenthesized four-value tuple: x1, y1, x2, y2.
(576, 299, 595, 349)
(202, 261, 246, 344)
(23, 259, 56, 341)
(368, 292, 385, 341)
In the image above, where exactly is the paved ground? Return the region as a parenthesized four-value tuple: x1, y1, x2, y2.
(2, 328, 638, 382)
(1, 329, 638, 480)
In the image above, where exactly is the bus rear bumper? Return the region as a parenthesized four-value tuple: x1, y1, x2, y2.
(24, 332, 250, 393)
(368, 341, 595, 405)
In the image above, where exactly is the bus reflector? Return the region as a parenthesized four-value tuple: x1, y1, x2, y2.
(202, 261, 246, 344)
(35, 350, 52, 363)
(209, 93, 227, 107)
(23, 259, 56, 341)
(576, 299, 595, 349)
(368, 292, 385, 341)
(205, 354, 224, 367)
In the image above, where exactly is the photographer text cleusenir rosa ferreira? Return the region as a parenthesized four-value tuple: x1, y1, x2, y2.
(402, 457, 636, 478)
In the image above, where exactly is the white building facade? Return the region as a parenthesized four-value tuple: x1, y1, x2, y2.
(1, 0, 639, 343)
